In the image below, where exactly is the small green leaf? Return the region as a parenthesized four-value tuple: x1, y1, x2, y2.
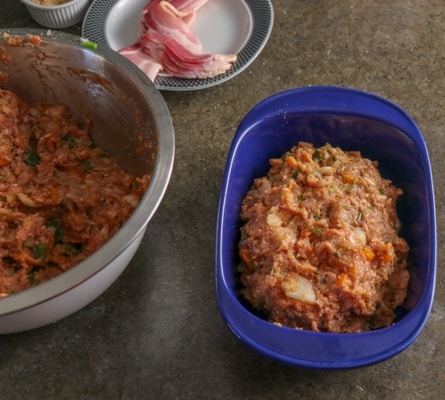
(24, 149, 40, 166)
(80, 39, 98, 50)
(33, 244, 47, 259)
(28, 271, 36, 285)
(46, 220, 63, 242)
(312, 227, 322, 235)
(62, 134, 78, 149)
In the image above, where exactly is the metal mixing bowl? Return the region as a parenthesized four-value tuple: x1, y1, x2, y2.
(0, 29, 175, 333)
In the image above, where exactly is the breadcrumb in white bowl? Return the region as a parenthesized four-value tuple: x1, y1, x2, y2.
(20, 0, 91, 29)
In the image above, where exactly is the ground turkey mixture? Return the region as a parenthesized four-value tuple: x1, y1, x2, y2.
(0, 89, 150, 297)
(238, 142, 409, 333)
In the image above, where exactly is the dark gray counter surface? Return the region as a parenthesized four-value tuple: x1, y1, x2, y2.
(1, 1, 444, 399)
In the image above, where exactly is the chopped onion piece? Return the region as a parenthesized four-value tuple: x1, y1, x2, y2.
(283, 275, 317, 304)
(267, 208, 282, 227)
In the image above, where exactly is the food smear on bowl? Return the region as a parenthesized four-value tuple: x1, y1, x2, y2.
(238, 142, 410, 333)
(118, 0, 238, 82)
(31, 0, 72, 5)
(0, 89, 151, 297)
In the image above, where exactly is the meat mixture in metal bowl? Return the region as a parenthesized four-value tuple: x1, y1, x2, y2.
(0, 89, 150, 297)
(238, 142, 410, 333)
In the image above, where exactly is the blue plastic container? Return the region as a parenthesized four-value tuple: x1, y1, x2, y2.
(215, 86, 436, 369)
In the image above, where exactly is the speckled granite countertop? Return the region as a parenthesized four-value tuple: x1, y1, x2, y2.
(0, 0, 444, 399)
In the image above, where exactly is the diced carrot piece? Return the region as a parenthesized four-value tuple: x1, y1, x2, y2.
(0, 155, 11, 166)
(381, 243, 394, 262)
(362, 246, 375, 261)
(336, 273, 349, 287)
(342, 172, 355, 184)
(239, 248, 254, 270)
(270, 158, 283, 167)
(286, 155, 298, 168)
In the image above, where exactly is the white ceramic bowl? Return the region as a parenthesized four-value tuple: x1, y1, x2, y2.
(0, 29, 175, 334)
(20, 0, 91, 29)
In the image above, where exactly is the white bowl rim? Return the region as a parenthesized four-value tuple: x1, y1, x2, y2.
(20, 0, 85, 10)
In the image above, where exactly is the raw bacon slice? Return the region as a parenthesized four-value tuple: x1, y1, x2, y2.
(118, 0, 237, 82)
(170, 0, 209, 14)
(169, 0, 209, 24)
(141, 0, 202, 53)
(118, 44, 162, 82)
(140, 30, 237, 79)
(142, 0, 207, 24)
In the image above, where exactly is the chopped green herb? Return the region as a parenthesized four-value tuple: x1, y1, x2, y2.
(313, 149, 324, 162)
(28, 271, 36, 285)
(312, 227, 322, 235)
(62, 243, 83, 256)
(80, 39, 98, 50)
(81, 160, 95, 171)
(62, 134, 78, 149)
(46, 220, 63, 242)
(33, 244, 47, 259)
(24, 149, 40, 166)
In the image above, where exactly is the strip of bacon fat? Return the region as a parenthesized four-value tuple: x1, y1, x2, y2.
(141, 0, 207, 26)
(169, 0, 209, 24)
(140, 30, 238, 79)
(118, 0, 237, 82)
(118, 44, 163, 82)
(141, 0, 202, 53)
